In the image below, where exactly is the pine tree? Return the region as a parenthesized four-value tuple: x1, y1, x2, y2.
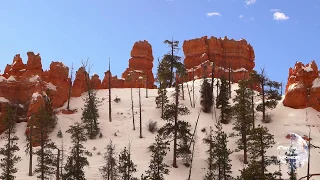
(57, 129, 63, 138)
(100, 140, 118, 180)
(63, 122, 89, 180)
(25, 114, 34, 176)
(158, 84, 192, 168)
(164, 39, 182, 87)
(156, 57, 172, 89)
(118, 145, 138, 180)
(246, 125, 279, 179)
(203, 123, 233, 180)
(217, 77, 232, 124)
(33, 105, 58, 180)
(81, 80, 103, 139)
(200, 77, 213, 113)
(67, 63, 73, 111)
(155, 87, 169, 118)
(0, 106, 21, 180)
(252, 69, 282, 123)
(142, 135, 170, 180)
(232, 79, 253, 164)
(215, 80, 220, 109)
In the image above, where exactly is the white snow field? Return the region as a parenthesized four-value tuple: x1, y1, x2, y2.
(1, 78, 320, 180)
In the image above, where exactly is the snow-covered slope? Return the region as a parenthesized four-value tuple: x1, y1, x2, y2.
(1, 79, 320, 180)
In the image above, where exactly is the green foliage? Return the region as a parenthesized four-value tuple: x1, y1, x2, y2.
(33, 105, 57, 180)
(63, 122, 90, 180)
(243, 125, 279, 179)
(57, 129, 63, 138)
(118, 146, 137, 180)
(100, 140, 118, 180)
(81, 88, 103, 139)
(217, 77, 232, 124)
(203, 123, 233, 180)
(142, 135, 170, 180)
(0, 106, 21, 180)
(200, 77, 213, 113)
(251, 69, 282, 123)
(232, 79, 254, 164)
(155, 88, 169, 110)
(156, 57, 172, 88)
(285, 145, 298, 180)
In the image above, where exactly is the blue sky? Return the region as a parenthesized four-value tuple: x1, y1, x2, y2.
(0, 0, 319, 86)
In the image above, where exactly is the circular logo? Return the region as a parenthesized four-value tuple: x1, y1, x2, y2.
(277, 132, 309, 168)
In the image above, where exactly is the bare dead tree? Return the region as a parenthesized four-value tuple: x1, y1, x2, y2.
(67, 63, 73, 111)
(108, 58, 112, 122)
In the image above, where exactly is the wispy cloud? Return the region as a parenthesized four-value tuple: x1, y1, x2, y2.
(273, 11, 289, 21)
(239, 14, 244, 19)
(206, 12, 222, 17)
(270, 9, 280, 12)
(239, 15, 255, 21)
(245, 0, 256, 5)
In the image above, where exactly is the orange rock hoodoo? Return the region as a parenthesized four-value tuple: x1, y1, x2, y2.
(179, 36, 255, 83)
(283, 61, 320, 111)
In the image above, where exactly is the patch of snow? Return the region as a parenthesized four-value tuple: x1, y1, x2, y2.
(7, 76, 16, 81)
(19, 69, 26, 71)
(18, 104, 24, 108)
(138, 76, 144, 79)
(302, 63, 313, 72)
(287, 82, 303, 91)
(46, 82, 57, 91)
(32, 92, 42, 102)
(29, 75, 40, 82)
(233, 68, 248, 72)
(0, 76, 6, 82)
(201, 53, 206, 58)
(0, 97, 9, 103)
(134, 70, 143, 73)
(312, 78, 320, 88)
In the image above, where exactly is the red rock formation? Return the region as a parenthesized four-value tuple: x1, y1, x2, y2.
(91, 74, 103, 89)
(71, 67, 89, 97)
(121, 40, 155, 88)
(181, 36, 255, 83)
(283, 61, 320, 111)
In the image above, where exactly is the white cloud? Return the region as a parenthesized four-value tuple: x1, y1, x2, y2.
(239, 14, 244, 19)
(206, 12, 221, 17)
(249, 17, 255, 21)
(270, 9, 280, 12)
(273, 11, 289, 21)
(245, 0, 256, 5)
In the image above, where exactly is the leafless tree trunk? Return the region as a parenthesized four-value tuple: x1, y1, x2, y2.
(67, 63, 73, 111)
(28, 116, 33, 176)
(139, 84, 142, 138)
(108, 58, 112, 122)
(56, 149, 60, 180)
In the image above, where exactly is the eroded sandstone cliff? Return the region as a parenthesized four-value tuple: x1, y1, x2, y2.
(180, 36, 255, 83)
(283, 61, 320, 111)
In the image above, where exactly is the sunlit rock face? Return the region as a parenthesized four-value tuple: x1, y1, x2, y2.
(180, 36, 255, 85)
(283, 61, 320, 111)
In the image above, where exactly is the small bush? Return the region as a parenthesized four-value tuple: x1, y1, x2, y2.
(262, 113, 273, 123)
(147, 120, 158, 134)
(201, 128, 206, 133)
(99, 133, 103, 138)
(114, 132, 117, 137)
(85, 151, 92, 157)
(93, 147, 96, 151)
(57, 129, 63, 138)
(97, 151, 101, 155)
(114, 96, 121, 103)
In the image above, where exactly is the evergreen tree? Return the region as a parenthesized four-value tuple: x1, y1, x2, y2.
(200, 77, 213, 113)
(155, 87, 169, 118)
(215, 80, 220, 109)
(163, 39, 182, 87)
(63, 122, 89, 180)
(24, 115, 34, 176)
(33, 105, 57, 180)
(118, 145, 138, 180)
(100, 140, 118, 180)
(203, 123, 233, 180)
(156, 56, 172, 89)
(81, 81, 103, 139)
(57, 129, 63, 138)
(245, 125, 279, 179)
(0, 106, 21, 180)
(232, 79, 253, 164)
(67, 63, 73, 111)
(142, 135, 170, 180)
(252, 69, 282, 123)
(217, 77, 232, 124)
(158, 84, 192, 168)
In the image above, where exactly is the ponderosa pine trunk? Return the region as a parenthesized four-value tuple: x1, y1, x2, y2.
(109, 58, 112, 122)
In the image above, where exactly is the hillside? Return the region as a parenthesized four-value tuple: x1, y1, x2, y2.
(1, 78, 320, 180)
